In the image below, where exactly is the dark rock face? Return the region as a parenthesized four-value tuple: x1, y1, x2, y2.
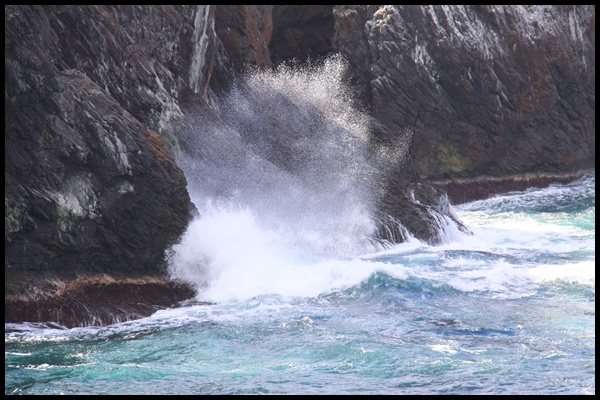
(5, 5, 203, 325)
(270, 5, 336, 66)
(332, 5, 595, 202)
(207, 5, 273, 98)
(5, 5, 594, 326)
(5, 70, 193, 282)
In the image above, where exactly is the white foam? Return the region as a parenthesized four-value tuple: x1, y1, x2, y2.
(167, 203, 411, 303)
(527, 261, 595, 286)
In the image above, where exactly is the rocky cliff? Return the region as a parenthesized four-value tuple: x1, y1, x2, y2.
(331, 5, 595, 202)
(5, 5, 594, 327)
(5, 5, 205, 326)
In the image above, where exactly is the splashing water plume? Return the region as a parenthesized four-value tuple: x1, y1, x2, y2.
(168, 56, 409, 300)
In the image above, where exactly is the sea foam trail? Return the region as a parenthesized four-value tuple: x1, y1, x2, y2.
(166, 194, 594, 304)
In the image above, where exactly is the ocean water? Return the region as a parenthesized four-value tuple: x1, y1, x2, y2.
(5, 172, 595, 395)
(5, 57, 595, 394)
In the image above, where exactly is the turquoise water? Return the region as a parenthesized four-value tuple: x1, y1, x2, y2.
(5, 172, 595, 395)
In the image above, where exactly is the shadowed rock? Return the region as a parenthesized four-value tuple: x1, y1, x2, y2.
(5, 5, 594, 326)
(332, 5, 595, 203)
(5, 5, 201, 326)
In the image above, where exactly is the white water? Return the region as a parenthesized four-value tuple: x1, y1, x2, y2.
(169, 55, 411, 298)
(5, 55, 594, 395)
(5, 174, 595, 395)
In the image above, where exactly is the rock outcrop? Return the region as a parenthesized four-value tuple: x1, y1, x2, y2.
(5, 5, 594, 326)
(5, 5, 204, 326)
(332, 5, 595, 202)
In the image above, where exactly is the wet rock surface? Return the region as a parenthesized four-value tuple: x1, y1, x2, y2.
(332, 5, 595, 202)
(5, 277, 197, 328)
(5, 5, 594, 326)
(5, 5, 200, 324)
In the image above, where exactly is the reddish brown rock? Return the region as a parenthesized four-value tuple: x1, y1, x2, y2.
(5, 276, 197, 328)
(429, 169, 594, 204)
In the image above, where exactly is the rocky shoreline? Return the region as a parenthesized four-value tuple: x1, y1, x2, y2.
(4, 276, 197, 328)
(429, 169, 595, 205)
(5, 5, 594, 327)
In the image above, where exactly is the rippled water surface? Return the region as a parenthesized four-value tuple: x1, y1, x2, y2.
(5, 173, 595, 395)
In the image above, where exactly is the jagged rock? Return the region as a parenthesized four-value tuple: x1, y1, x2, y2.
(332, 5, 595, 202)
(5, 5, 594, 326)
(5, 5, 203, 325)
